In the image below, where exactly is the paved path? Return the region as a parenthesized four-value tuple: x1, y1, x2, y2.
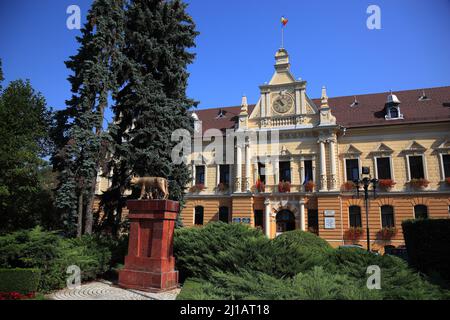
(47, 281, 180, 300)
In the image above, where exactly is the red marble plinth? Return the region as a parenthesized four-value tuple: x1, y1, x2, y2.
(118, 200, 179, 292)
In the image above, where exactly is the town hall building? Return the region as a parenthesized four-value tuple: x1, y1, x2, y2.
(179, 48, 450, 251)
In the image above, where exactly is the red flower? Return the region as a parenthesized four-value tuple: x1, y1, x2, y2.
(278, 181, 291, 193)
(378, 179, 396, 189)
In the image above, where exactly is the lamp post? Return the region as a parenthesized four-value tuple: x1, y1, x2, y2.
(353, 167, 378, 252)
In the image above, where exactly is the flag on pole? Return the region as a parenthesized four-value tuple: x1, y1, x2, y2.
(281, 16, 288, 27)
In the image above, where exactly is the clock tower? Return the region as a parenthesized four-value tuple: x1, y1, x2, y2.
(254, 48, 318, 127)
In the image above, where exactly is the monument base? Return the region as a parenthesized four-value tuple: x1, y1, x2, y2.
(118, 200, 179, 293)
(119, 269, 179, 293)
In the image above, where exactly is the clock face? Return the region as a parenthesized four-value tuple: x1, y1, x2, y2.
(273, 93, 293, 114)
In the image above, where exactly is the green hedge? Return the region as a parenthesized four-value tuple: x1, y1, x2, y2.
(0, 227, 116, 292)
(175, 222, 448, 300)
(0, 268, 41, 293)
(402, 219, 450, 285)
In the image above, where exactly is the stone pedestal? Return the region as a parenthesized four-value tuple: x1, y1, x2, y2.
(118, 200, 179, 292)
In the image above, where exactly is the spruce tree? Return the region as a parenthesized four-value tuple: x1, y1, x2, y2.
(103, 0, 198, 231)
(52, 0, 125, 236)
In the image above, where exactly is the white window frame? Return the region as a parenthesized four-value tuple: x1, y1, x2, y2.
(374, 155, 395, 181)
(438, 153, 450, 181)
(406, 154, 428, 181)
(195, 164, 207, 186)
(218, 164, 231, 185)
(343, 157, 361, 182)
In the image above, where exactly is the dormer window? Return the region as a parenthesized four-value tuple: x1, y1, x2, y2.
(216, 109, 227, 119)
(350, 96, 359, 108)
(389, 106, 399, 118)
(385, 91, 404, 120)
(418, 90, 430, 101)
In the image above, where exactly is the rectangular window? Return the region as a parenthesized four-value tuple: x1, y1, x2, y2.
(346, 159, 359, 182)
(254, 210, 264, 229)
(219, 165, 230, 184)
(304, 160, 314, 183)
(381, 206, 395, 228)
(349, 206, 362, 228)
(258, 163, 266, 184)
(408, 156, 425, 179)
(279, 161, 291, 182)
(443, 154, 450, 178)
(307, 209, 319, 235)
(376, 157, 392, 179)
(195, 165, 205, 185)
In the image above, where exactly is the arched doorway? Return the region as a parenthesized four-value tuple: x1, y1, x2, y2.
(276, 210, 296, 235)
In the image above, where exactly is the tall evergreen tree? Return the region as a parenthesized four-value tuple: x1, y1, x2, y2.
(0, 78, 53, 233)
(102, 0, 198, 232)
(52, 0, 125, 236)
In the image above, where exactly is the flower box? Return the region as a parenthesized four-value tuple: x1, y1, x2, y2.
(342, 181, 356, 191)
(304, 180, 315, 192)
(378, 227, 397, 240)
(216, 183, 229, 192)
(254, 179, 265, 193)
(344, 227, 364, 240)
(445, 177, 450, 186)
(378, 179, 396, 190)
(409, 178, 429, 189)
(278, 181, 291, 193)
(189, 184, 205, 193)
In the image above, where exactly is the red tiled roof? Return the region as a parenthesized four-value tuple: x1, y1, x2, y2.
(195, 86, 450, 131)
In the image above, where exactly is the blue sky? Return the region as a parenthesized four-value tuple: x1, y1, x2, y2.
(1, 0, 450, 117)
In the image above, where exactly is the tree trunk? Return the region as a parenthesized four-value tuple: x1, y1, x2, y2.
(77, 192, 84, 238)
(84, 101, 107, 235)
(84, 179, 96, 234)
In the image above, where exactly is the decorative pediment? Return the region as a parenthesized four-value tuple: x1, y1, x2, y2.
(370, 143, 394, 155)
(435, 139, 450, 151)
(404, 141, 426, 153)
(343, 144, 362, 156)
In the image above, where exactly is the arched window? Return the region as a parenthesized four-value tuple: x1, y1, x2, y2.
(194, 206, 204, 225)
(349, 206, 362, 228)
(389, 107, 399, 119)
(276, 210, 295, 234)
(381, 205, 395, 228)
(219, 207, 229, 223)
(414, 205, 428, 219)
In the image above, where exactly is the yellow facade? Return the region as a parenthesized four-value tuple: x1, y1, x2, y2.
(180, 48, 450, 252)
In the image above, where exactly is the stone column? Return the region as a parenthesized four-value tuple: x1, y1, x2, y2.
(319, 140, 328, 191)
(264, 198, 271, 238)
(274, 160, 280, 185)
(216, 164, 220, 188)
(299, 159, 305, 192)
(192, 164, 196, 186)
(245, 142, 251, 192)
(235, 145, 242, 192)
(299, 200, 306, 231)
(329, 139, 337, 191)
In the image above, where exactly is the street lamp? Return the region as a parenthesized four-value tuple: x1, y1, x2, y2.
(353, 167, 378, 252)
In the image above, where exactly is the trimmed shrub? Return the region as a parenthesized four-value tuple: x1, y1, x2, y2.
(175, 223, 448, 300)
(174, 222, 268, 281)
(0, 268, 41, 294)
(270, 230, 332, 277)
(177, 268, 381, 300)
(0, 227, 114, 292)
(402, 219, 450, 286)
